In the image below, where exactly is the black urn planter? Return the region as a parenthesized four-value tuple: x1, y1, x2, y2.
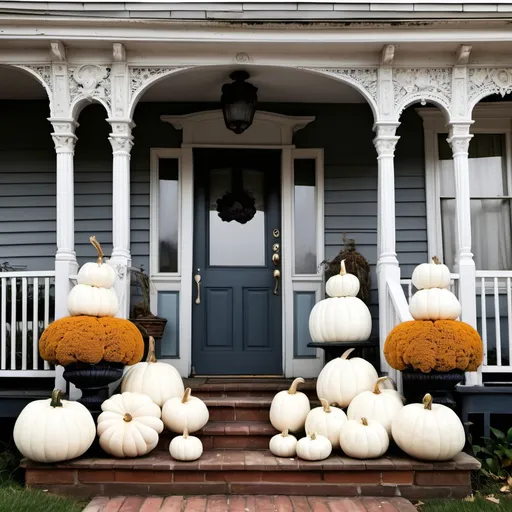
(402, 369, 465, 410)
(63, 361, 124, 415)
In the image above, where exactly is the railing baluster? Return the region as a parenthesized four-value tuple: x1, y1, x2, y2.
(10, 277, 16, 370)
(32, 277, 39, 370)
(494, 277, 502, 366)
(481, 277, 488, 366)
(408, 282, 412, 302)
(1, 278, 6, 370)
(508, 278, 512, 368)
(43, 278, 50, 370)
(21, 278, 27, 371)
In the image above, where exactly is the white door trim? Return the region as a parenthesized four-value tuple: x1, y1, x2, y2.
(151, 109, 323, 377)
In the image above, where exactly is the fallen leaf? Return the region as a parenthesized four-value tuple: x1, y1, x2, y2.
(486, 496, 500, 504)
(500, 485, 510, 493)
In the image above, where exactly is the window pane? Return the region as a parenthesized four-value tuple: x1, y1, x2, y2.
(157, 291, 179, 358)
(294, 159, 317, 274)
(159, 158, 179, 273)
(442, 198, 512, 270)
(294, 292, 316, 358)
(209, 168, 265, 266)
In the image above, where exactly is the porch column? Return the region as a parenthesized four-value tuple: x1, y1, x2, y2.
(108, 120, 134, 319)
(373, 122, 400, 374)
(447, 122, 479, 386)
(50, 119, 78, 393)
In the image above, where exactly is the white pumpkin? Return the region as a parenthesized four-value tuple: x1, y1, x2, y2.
(269, 429, 298, 458)
(347, 377, 404, 437)
(325, 259, 360, 298)
(316, 348, 378, 408)
(392, 394, 465, 461)
(77, 236, 116, 288)
(13, 390, 95, 463)
(305, 398, 347, 449)
(169, 428, 203, 461)
(162, 388, 209, 434)
(296, 432, 332, 461)
(339, 417, 389, 459)
(269, 378, 311, 433)
(412, 256, 451, 290)
(67, 284, 118, 317)
(409, 288, 461, 321)
(121, 337, 184, 407)
(97, 392, 164, 458)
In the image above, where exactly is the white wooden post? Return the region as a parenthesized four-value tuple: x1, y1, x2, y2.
(108, 120, 134, 318)
(50, 119, 78, 393)
(447, 122, 479, 386)
(373, 122, 401, 374)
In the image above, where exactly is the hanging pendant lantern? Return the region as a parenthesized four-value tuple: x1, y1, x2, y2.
(221, 71, 258, 135)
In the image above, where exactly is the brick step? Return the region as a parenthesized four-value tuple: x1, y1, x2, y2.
(158, 421, 279, 451)
(23, 450, 479, 500)
(202, 397, 320, 422)
(185, 378, 318, 400)
(85, 495, 417, 512)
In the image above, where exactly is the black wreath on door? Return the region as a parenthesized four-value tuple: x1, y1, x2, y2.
(216, 166, 257, 224)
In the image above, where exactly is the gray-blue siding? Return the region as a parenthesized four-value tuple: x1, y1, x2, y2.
(0, 101, 427, 311)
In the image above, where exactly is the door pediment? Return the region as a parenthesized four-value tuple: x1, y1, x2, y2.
(161, 110, 315, 146)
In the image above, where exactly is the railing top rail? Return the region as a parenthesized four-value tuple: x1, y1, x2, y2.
(400, 273, 459, 284)
(476, 270, 512, 278)
(0, 271, 56, 279)
(388, 279, 414, 323)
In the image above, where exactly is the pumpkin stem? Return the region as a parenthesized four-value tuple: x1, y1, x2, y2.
(340, 348, 355, 360)
(183, 428, 189, 439)
(288, 377, 305, 394)
(361, 417, 369, 426)
(146, 336, 157, 363)
(123, 413, 133, 422)
(373, 377, 390, 395)
(89, 236, 105, 265)
(320, 398, 331, 413)
(310, 432, 317, 440)
(282, 429, 289, 438)
(339, 259, 347, 276)
(182, 388, 192, 404)
(50, 389, 63, 408)
(423, 393, 433, 410)
(432, 256, 441, 265)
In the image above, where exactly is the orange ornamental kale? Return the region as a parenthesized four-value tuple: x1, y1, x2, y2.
(384, 320, 483, 373)
(39, 316, 144, 367)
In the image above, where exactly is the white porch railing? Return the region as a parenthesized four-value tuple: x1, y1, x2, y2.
(0, 271, 56, 376)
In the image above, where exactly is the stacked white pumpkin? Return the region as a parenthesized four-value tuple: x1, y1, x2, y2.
(119, 338, 209, 461)
(309, 259, 372, 343)
(409, 256, 461, 321)
(68, 236, 119, 317)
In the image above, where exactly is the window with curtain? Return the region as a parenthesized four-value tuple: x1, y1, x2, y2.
(438, 133, 512, 270)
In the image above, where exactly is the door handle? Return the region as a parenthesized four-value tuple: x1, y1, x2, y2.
(194, 274, 201, 304)
(273, 269, 280, 295)
(272, 253, 280, 267)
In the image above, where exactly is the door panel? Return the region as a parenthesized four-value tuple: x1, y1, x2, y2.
(192, 149, 282, 375)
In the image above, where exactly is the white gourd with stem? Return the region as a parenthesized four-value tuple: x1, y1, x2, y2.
(296, 432, 332, 461)
(169, 428, 203, 461)
(269, 378, 310, 433)
(269, 429, 298, 458)
(162, 387, 209, 434)
(347, 377, 404, 437)
(305, 398, 347, 449)
(409, 288, 461, 321)
(77, 236, 116, 288)
(316, 348, 378, 408)
(411, 256, 451, 290)
(339, 417, 389, 459)
(67, 283, 119, 317)
(122, 336, 184, 407)
(325, 259, 360, 298)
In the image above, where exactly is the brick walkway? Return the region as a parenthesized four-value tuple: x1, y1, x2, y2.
(84, 495, 417, 511)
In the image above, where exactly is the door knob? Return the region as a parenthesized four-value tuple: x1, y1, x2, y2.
(272, 253, 280, 266)
(273, 269, 280, 295)
(194, 274, 201, 305)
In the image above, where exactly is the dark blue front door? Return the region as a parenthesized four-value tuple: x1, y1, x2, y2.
(192, 149, 282, 375)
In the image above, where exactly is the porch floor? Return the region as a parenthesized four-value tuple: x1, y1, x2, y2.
(84, 495, 417, 511)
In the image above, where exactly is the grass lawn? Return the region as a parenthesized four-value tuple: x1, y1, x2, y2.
(0, 483, 85, 512)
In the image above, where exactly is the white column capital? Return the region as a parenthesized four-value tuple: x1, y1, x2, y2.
(108, 119, 135, 155)
(373, 122, 400, 158)
(49, 118, 79, 154)
(447, 122, 474, 156)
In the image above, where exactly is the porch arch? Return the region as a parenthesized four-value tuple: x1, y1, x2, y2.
(8, 64, 54, 114)
(128, 64, 378, 121)
(396, 94, 451, 123)
(467, 68, 512, 117)
(70, 96, 111, 121)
